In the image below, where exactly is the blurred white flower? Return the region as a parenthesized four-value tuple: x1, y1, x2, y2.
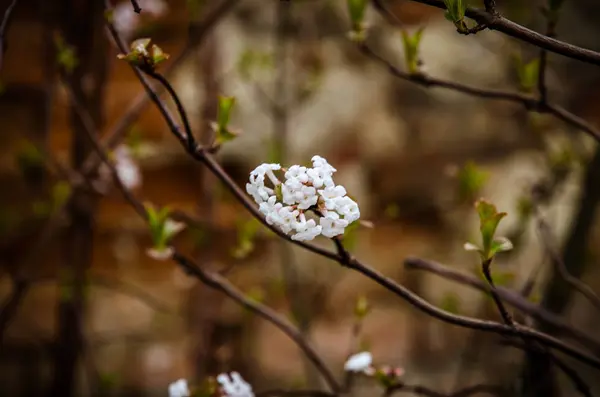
(146, 246, 174, 261)
(113, 145, 141, 190)
(98, 145, 141, 190)
(217, 372, 254, 397)
(246, 155, 360, 241)
(344, 351, 373, 372)
(164, 219, 186, 237)
(168, 378, 190, 397)
(113, 0, 168, 41)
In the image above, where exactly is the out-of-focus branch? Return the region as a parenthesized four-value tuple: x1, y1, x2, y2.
(130, 0, 141, 13)
(387, 383, 504, 397)
(0, 0, 18, 71)
(403, 0, 600, 66)
(403, 256, 600, 351)
(358, 44, 600, 143)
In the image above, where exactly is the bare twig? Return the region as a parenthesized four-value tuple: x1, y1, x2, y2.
(403, 256, 600, 350)
(406, 0, 600, 66)
(0, 0, 18, 71)
(358, 44, 600, 143)
(536, 217, 600, 312)
(130, 0, 141, 13)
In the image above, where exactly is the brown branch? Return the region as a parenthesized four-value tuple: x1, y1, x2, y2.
(405, 0, 600, 66)
(0, 0, 18, 71)
(403, 256, 600, 350)
(536, 217, 600, 312)
(387, 383, 504, 397)
(130, 0, 141, 13)
(358, 44, 600, 143)
(172, 251, 342, 393)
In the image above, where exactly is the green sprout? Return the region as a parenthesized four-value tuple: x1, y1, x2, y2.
(117, 38, 170, 72)
(464, 199, 513, 262)
(145, 203, 185, 260)
(401, 28, 425, 74)
(443, 0, 468, 33)
(347, 0, 368, 42)
(211, 95, 241, 147)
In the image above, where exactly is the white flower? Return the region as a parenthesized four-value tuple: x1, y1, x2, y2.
(217, 372, 254, 397)
(312, 155, 337, 174)
(168, 379, 190, 397)
(292, 224, 322, 241)
(333, 196, 360, 223)
(285, 165, 309, 183)
(344, 351, 373, 372)
(164, 219, 185, 237)
(320, 212, 349, 238)
(277, 206, 300, 234)
(98, 145, 142, 190)
(146, 246, 174, 261)
(292, 213, 322, 241)
(318, 185, 347, 200)
(247, 164, 280, 204)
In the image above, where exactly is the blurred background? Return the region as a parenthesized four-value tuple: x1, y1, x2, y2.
(1, 0, 600, 395)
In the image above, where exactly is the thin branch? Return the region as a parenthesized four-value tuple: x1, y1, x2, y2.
(481, 258, 514, 325)
(130, 0, 141, 13)
(387, 383, 504, 397)
(536, 217, 600, 312)
(403, 256, 600, 350)
(0, 0, 18, 71)
(358, 44, 600, 143)
(172, 251, 342, 393)
(406, 0, 600, 66)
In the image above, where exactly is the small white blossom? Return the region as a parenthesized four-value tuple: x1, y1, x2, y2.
(333, 196, 360, 223)
(344, 351, 373, 373)
(146, 246, 174, 261)
(217, 372, 254, 397)
(98, 145, 142, 190)
(164, 219, 186, 237)
(168, 378, 190, 397)
(320, 212, 349, 238)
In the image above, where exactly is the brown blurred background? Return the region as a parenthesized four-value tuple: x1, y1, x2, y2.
(1, 0, 600, 396)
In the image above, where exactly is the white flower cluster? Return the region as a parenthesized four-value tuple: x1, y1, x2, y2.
(246, 156, 360, 241)
(168, 379, 190, 397)
(168, 372, 254, 397)
(217, 372, 254, 397)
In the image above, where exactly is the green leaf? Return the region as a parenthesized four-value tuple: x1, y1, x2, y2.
(217, 96, 235, 128)
(151, 44, 170, 66)
(490, 236, 513, 256)
(347, 0, 368, 28)
(275, 184, 283, 202)
(384, 203, 400, 220)
(52, 181, 71, 210)
(401, 28, 424, 74)
(457, 161, 488, 202)
(440, 292, 461, 314)
(54, 34, 78, 73)
(514, 55, 540, 93)
(475, 199, 507, 257)
(341, 220, 360, 249)
(354, 295, 371, 318)
(231, 217, 260, 259)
